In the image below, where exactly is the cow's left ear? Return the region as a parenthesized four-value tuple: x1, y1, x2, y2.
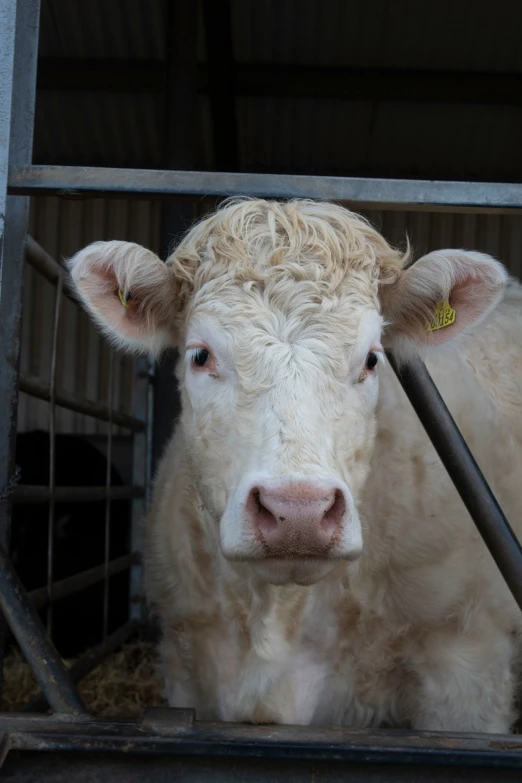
(380, 249, 509, 357)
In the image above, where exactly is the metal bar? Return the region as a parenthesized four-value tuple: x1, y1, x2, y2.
(0, 1, 16, 275)
(145, 363, 155, 509)
(0, 0, 41, 708)
(46, 273, 63, 637)
(25, 236, 66, 287)
(9, 165, 522, 213)
(19, 372, 145, 431)
(103, 356, 114, 642)
(2, 711, 522, 769)
(12, 485, 144, 504)
(3, 752, 522, 783)
(28, 554, 140, 612)
(130, 359, 150, 622)
(0, 543, 84, 715)
(0, 0, 18, 713)
(388, 354, 522, 612)
(22, 619, 140, 713)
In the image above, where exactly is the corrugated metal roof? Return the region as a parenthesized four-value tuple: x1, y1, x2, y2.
(232, 0, 522, 72)
(38, 0, 166, 59)
(34, 91, 166, 168)
(33, 0, 522, 178)
(237, 97, 522, 181)
(39, 0, 522, 71)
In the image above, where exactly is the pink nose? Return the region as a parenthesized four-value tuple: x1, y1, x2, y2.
(245, 481, 346, 557)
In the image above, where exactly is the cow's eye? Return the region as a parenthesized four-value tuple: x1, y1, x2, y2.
(192, 349, 210, 367)
(366, 352, 378, 370)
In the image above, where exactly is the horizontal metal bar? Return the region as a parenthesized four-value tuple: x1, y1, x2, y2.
(2, 711, 522, 771)
(28, 553, 140, 610)
(9, 165, 522, 213)
(13, 485, 145, 504)
(18, 372, 145, 432)
(3, 751, 521, 782)
(0, 544, 85, 715)
(388, 355, 522, 611)
(22, 619, 141, 713)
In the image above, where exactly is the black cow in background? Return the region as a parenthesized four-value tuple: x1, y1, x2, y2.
(10, 431, 132, 659)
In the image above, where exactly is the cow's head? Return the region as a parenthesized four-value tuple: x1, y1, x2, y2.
(68, 199, 507, 585)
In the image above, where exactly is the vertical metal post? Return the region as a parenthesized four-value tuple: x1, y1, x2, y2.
(0, 1, 17, 281)
(129, 357, 150, 621)
(0, 0, 41, 702)
(103, 354, 114, 640)
(46, 272, 63, 636)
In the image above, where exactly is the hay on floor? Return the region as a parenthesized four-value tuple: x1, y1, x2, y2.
(2, 635, 166, 716)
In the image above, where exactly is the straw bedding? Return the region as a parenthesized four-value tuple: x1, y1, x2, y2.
(2, 634, 166, 716)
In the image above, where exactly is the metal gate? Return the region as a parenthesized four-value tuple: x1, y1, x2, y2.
(2, 1, 522, 780)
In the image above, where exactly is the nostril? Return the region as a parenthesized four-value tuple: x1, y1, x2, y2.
(321, 490, 346, 537)
(248, 488, 278, 536)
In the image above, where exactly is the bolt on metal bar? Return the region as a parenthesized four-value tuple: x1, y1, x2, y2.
(46, 273, 63, 637)
(103, 354, 114, 643)
(22, 618, 140, 713)
(9, 164, 522, 213)
(0, 542, 85, 714)
(19, 372, 145, 431)
(12, 485, 144, 504)
(388, 353, 522, 612)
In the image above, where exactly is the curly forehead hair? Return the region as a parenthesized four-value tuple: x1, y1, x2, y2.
(167, 198, 410, 307)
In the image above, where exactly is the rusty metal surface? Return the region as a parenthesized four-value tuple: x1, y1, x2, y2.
(9, 165, 522, 213)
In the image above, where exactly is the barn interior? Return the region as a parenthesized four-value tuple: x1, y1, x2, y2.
(5, 0, 522, 716)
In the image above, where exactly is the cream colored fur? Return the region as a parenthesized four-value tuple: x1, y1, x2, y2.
(68, 199, 521, 732)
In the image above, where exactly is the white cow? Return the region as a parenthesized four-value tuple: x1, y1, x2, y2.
(68, 198, 522, 733)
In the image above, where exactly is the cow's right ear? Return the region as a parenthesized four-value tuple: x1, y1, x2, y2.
(67, 241, 178, 356)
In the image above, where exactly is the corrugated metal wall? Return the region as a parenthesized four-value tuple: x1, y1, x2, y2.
(17, 197, 522, 434)
(18, 197, 161, 434)
(362, 210, 522, 277)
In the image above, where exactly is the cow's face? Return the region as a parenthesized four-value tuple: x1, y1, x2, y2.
(68, 199, 507, 585)
(180, 288, 381, 585)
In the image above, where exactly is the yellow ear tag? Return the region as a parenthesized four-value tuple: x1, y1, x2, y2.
(118, 288, 132, 309)
(425, 299, 456, 332)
